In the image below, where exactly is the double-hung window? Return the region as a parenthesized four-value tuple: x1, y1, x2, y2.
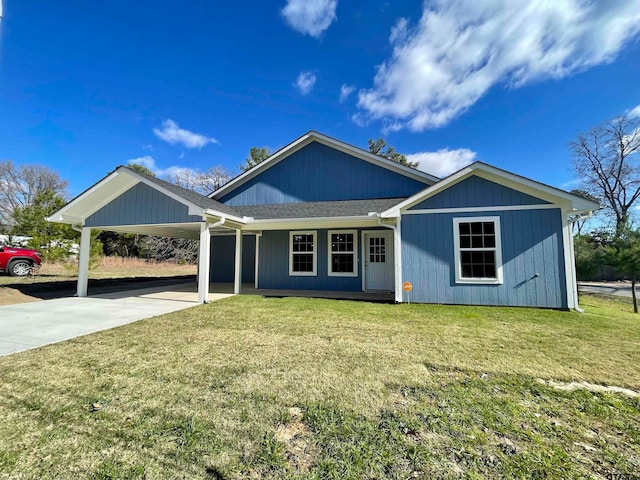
(289, 231, 317, 276)
(328, 230, 357, 277)
(453, 217, 503, 284)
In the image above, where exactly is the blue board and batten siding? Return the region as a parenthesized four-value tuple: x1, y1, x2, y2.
(257, 229, 372, 291)
(401, 209, 567, 308)
(210, 235, 255, 283)
(86, 182, 202, 227)
(219, 142, 429, 206)
(409, 175, 550, 210)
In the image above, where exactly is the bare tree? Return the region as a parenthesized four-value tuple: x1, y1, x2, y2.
(138, 166, 230, 264)
(571, 115, 640, 235)
(0, 161, 68, 228)
(570, 189, 600, 235)
(138, 236, 198, 264)
(168, 166, 231, 195)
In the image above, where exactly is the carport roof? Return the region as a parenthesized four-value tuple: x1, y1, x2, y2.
(120, 166, 239, 216)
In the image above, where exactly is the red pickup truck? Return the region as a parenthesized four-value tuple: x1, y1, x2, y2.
(0, 245, 42, 276)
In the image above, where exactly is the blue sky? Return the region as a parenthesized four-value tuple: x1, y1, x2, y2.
(1, 0, 640, 197)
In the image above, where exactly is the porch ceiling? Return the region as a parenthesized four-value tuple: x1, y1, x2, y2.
(102, 223, 203, 239)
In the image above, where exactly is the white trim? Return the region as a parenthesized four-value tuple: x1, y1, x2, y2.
(394, 217, 402, 303)
(382, 162, 600, 218)
(361, 229, 395, 293)
(374, 218, 403, 302)
(327, 230, 358, 277)
(255, 232, 262, 289)
(198, 222, 212, 303)
(289, 230, 317, 276)
(77, 227, 91, 297)
(203, 209, 248, 225)
(210, 131, 438, 200)
(561, 208, 577, 310)
(453, 216, 503, 285)
(404, 204, 559, 215)
(47, 170, 137, 223)
(234, 229, 243, 294)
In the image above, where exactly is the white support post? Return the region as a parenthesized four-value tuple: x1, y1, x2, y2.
(198, 222, 211, 304)
(254, 232, 261, 289)
(394, 217, 403, 304)
(234, 229, 243, 294)
(77, 227, 91, 297)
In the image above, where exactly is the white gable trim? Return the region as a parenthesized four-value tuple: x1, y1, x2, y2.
(47, 169, 137, 224)
(381, 162, 601, 218)
(48, 167, 247, 226)
(210, 131, 439, 200)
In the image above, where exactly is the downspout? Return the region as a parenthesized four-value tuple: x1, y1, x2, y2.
(373, 214, 403, 303)
(567, 211, 593, 313)
(209, 217, 226, 229)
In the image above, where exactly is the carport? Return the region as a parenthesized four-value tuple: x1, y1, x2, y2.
(47, 166, 249, 303)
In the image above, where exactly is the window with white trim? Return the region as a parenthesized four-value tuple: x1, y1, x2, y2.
(289, 231, 317, 276)
(328, 230, 357, 277)
(453, 217, 503, 284)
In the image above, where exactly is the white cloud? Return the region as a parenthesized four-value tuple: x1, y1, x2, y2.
(560, 178, 582, 189)
(295, 71, 317, 95)
(128, 156, 156, 171)
(407, 148, 477, 177)
(127, 156, 198, 179)
(339, 84, 355, 103)
(281, 0, 338, 38)
(357, 1, 640, 131)
(351, 112, 368, 127)
(629, 104, 640, 119)
(153, 119, 218, 149)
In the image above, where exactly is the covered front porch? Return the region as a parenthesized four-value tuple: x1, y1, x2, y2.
(47, 165, 405, 305)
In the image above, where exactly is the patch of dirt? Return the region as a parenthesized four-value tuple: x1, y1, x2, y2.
(538, 379, 640, 398)
(0, 286, 40, 306)
(275, 408, 317, 473)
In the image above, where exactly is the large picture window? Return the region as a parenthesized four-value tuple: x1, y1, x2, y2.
(289, 231, 317, 276)
(453, 217, 503, 284)
(328, 230, 358, 277)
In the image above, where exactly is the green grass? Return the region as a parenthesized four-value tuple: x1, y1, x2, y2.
(0, 294, 638, 478)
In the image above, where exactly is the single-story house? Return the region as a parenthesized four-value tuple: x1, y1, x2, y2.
(48, 131, 599, 309)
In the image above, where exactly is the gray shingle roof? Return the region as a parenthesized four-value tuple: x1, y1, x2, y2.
(122, 166, 404, 220)
(232, 198, 407, 220)
(120, 165, 240, 217)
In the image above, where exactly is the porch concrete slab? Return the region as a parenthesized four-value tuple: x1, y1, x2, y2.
(211, 283, 395, 302)
(0, 283, 228, 357)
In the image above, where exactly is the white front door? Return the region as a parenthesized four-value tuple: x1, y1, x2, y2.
(363, 231, 394, 292)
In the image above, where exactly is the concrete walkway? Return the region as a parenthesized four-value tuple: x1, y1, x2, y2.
(0, 283, 233, 357)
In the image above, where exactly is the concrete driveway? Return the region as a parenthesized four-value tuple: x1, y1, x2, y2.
(578, 282, 634, 298)
(0, 283, 232, 356)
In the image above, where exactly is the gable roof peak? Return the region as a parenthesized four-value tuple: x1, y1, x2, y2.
(210, 130, 440, 200)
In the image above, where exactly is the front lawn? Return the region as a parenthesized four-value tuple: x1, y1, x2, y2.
(0, 295, 638, 478)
